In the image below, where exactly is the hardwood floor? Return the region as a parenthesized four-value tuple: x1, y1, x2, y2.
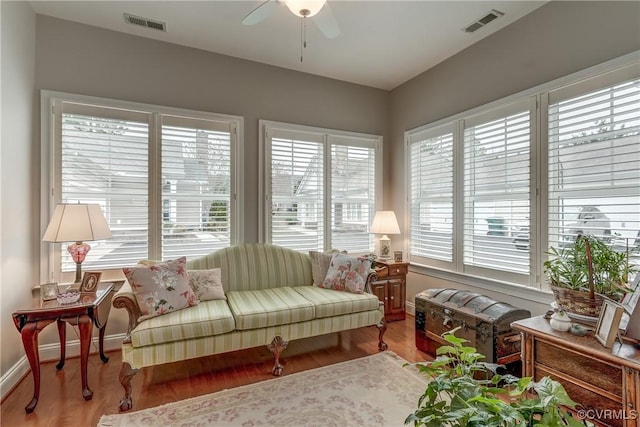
(1, 317, 430, 427)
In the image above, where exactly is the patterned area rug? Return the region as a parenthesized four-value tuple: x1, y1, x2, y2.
(98, 352, 428, 427)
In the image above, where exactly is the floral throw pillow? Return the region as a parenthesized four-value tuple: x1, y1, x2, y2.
(188, 269, 226, 301)
(123, 256, 198, 321)
(321, 253, 372, 294)
(309, 249, 343, 286)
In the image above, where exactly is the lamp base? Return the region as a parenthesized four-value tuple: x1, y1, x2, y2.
(379, 235, 391, 259)
(75, 262, 82, 284)
(67, 241, 90, 283)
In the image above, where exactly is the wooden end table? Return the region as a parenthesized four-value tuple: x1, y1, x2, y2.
(512, 315, 640, 427)
(371, 259, 408, 321)
(12, 282, 114, 413)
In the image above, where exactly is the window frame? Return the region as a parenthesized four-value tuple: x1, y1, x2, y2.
(460, 97, 537, 286)
(544, 65, 640, 254)
(407, 98, 538, 287)
(405, 51, 639, 295)
(259, 120, 382, 253)
(40, 91, 244, 283)
(407, 122, 457, 271)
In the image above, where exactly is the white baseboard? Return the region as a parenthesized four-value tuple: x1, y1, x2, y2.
(0, 356, 30, 403)
(1, 333, 125, 402)
(406, 301, 415, 317)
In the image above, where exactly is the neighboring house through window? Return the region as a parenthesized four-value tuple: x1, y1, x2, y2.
(547, 69, 640, 252)
(42, 92, 243, 280)
(261, 120, 382, 253)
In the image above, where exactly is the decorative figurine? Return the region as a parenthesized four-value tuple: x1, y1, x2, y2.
(549, 302, 572, 332)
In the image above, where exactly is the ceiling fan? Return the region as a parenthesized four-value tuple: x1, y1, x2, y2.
(242, 0, 340, 39)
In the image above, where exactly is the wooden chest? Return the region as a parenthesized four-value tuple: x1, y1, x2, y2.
(415, 288, 531, 371)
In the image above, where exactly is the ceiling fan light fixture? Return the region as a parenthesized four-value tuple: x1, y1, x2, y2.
(285, 0, 326, 18)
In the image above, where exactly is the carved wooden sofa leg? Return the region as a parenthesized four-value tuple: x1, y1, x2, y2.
(118, 362, 138, 412)
(267, 336, 288, 376)
(377, 318, 388, 351)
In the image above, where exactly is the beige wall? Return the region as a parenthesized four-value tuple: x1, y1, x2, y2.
(389, 1, 640, 314)
(1, 1, 38, 382)
(1, 0, 639, 395)
(35, 14, 390, 247)
(1, 12, 390, 385)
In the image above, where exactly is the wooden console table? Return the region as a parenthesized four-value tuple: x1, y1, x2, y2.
(512, 316, 640, 427)
(12, 283, 114, 413)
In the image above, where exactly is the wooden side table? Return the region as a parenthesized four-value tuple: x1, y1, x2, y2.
(512, 316, 640, 427)
(371, 259, 408, 321)
(12, 282, 114, 413)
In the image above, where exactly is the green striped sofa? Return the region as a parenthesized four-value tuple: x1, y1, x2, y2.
(112, 243, 387, 412)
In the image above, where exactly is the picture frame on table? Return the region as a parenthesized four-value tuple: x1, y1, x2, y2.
(40, 282, 59, 301)
(595, 299, 624, 348)
(80, 271, 102, 292)
(621, 272, 640, 307)
(622, 273, 640, 341)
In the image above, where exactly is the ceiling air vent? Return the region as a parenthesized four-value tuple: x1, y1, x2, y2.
(124, 13, 166, 32)
(462, 9, 504, 33)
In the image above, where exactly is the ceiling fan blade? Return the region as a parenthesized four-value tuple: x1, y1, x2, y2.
(242, 0, 280, 26)
(313, 3, 340, 39)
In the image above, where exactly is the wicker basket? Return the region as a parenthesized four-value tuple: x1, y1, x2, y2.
(550, 285, 604, 319)
(551, 238, 603, 320)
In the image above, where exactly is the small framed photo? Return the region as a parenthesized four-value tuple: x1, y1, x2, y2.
(623, 273, 640, 341)
(80, 271, 102, 292)
(41, 282, 59, 301)
(595, 299, 624, 348)
(621, 273, 640, 313)
(393, 251, 403, 262)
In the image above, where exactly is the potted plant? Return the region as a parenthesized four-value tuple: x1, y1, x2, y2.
(544, 234, 636, 318)
(405, 329, 584, 427)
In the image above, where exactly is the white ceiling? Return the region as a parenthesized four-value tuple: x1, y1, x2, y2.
(29, 1, 547, 90)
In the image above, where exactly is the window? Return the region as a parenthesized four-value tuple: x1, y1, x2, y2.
(463, 101, 532, 281)
(407, 55, 639, 290)
(160, 115, 234, 259)
(262, 121, 381, 253)
(547, 68, 640, 257)
(44, 93, 242, 277)
(408, 101, 533, 286)
(409, 125, 454, 266)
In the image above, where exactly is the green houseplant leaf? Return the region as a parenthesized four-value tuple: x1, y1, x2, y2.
(544, 234, 636, 301)
(406, 328, 580, 427)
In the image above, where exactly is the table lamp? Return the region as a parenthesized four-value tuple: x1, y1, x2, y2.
(370, 210, 400, 259)
(43, 203, 112, 283)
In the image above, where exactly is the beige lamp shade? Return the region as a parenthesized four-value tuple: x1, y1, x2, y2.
(43, 203, 112, 283)
(370, 211, 400, 259)
(370, 211, 400, 235)
(43, 204, 112, 243)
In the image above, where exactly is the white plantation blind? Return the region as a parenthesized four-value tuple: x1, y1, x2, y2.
(330, 138, 375, 253)
(404, 56, 638, 290)
(409, 127, 454, 264)
(264, 122, 380, 253)
(50, 96, 241, 276)
(60, 105, 150, 270)
(548, 76, 640, 252)
(270, 133, 324, 251)
(161, 115, 233, 259)
(463, 104, 531, 277)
